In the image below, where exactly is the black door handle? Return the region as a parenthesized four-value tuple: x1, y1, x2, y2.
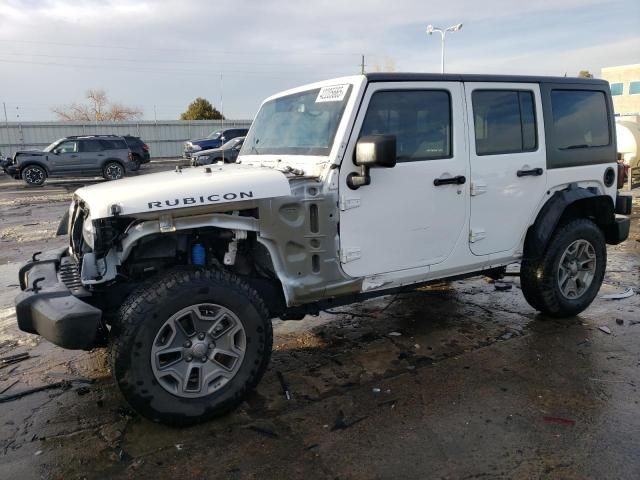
(434, 175, 466, 186)
(517, 168, 543, 177)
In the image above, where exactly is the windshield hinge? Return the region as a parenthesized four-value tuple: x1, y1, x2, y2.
(339, 195, 361, 211)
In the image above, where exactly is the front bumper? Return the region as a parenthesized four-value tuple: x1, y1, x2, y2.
(15, 248, 102, 350)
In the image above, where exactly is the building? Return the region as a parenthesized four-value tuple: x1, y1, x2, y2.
(601, 64, 640, 116)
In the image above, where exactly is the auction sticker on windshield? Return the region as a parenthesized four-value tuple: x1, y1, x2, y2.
(316, 84, 349, 103)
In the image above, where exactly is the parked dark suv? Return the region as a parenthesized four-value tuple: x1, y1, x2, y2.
(2, 135, 136, 185)
(183, 128, 248, 158)
(123, 135, 151, 167)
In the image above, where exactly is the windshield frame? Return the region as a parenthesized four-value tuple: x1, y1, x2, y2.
(240, 84, 353, 157)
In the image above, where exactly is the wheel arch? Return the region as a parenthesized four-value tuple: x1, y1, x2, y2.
(20, 161, 49, 175)
(523, 186, 615, 260)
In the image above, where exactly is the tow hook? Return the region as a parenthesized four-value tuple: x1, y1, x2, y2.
(32, 251, 42, 262)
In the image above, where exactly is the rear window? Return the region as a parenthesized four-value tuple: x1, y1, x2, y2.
(550, 90, 610, 150)
(82, 140, 104, 152)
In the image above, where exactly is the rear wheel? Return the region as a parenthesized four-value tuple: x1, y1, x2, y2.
(110, 269, 272, 426)
(103, 161, 124, 180)
(521, 218, 606, 318)
(22, 165, 46, 185)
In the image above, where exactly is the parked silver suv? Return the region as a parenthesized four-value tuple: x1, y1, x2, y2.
(2, 135, 136, 185)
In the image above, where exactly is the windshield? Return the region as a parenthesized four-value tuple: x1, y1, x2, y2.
(206, 131, 222, 140)
(43, 138, 64, 152)
(241, 84, 352, 156)
(222, 137, 243, 149)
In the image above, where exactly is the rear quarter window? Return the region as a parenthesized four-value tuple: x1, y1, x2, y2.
(100, 139, 128, 150)
(550, 90, 610, 149)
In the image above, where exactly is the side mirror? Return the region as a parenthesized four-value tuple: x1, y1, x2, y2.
(348, 135, 396, 189)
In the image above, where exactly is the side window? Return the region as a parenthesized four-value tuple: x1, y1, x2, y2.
(550, 90, 610, 149)
(56, 141, 78, 154)
(359, 90, 451, 162)
(628, 81, 640, 95)
(81, 140, 103, 152)
(472, 90, 537, 156)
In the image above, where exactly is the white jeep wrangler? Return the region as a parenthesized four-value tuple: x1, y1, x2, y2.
(15, 73, 632, 425)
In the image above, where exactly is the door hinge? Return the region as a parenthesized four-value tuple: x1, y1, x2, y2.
(340, 247, 361, 263)
(470, 182, 487, 196)
(339, 195, 361, 211)
(469, 228, 486, 243)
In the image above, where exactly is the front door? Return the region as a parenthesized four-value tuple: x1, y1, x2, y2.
(50, 140, 80, 174)
(339, 82, 468, 278)
(464, 83, 547, 256)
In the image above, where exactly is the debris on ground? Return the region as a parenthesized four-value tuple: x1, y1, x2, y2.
(616, 318, 624, 325)
(601, 287, 635, 299)
(0, 380, 19, 394)
(0, 379, 92, 404)
(175, 444, 184, 451)
(372, 388, 381, 393)
(248, 425, 279, 439)
(494, 282, 513, 291)
(331, 410, 368, 431)
(543, 416, 576, 426)
(388, 331, 402, 337)
(0, 352, 30, 368)
(598, 326, 612, 335)
(276, 371, 291, 400)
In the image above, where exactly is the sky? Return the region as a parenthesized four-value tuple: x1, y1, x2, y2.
(0, 0, 638, 121)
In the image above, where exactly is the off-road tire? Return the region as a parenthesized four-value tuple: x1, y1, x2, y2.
(110, 268, 272, 426)
(21, 164, 47, 186)
(103, 161, 125, 180)
(521, 218, 606, 318)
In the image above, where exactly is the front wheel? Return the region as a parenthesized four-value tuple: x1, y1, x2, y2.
(110, 269, 272, 426)
(22, 165, 47, 185)
(521, 218, 606, 318)
(103, 161, 124, 180)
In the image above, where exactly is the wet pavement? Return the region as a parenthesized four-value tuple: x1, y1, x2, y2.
(0, 168, 639, 479)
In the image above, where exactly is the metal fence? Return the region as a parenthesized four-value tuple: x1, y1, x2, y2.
(0, 120, 253, 158)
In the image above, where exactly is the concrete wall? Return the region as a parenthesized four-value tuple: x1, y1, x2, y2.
(0, 119, 252, 158)
(601, 64, 640, 116)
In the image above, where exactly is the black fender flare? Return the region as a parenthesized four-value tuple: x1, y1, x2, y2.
(523, 186, 614, 260)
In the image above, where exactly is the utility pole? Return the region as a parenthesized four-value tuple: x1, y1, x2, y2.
(2, 102, 10, 156)
(360, 55, 366, 74)
(220, 72, 224, 127)
(426, 23, 463, 73)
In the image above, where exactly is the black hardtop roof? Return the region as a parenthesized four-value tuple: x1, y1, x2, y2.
(364, 72, 609, 86)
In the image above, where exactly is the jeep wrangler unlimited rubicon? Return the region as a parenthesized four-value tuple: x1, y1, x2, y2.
(14, 74, 631, 425)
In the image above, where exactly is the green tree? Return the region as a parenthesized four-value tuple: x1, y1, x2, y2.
(180, 97, 225, 120)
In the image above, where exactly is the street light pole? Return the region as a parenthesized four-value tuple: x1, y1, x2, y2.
(426, 23, 463, 73)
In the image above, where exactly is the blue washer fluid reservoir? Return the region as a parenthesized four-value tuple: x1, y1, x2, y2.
(191, 243, 206, 266)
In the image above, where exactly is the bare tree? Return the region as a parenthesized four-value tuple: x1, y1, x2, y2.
(52, 89, 142, 121)
(372, 56, 397, 73)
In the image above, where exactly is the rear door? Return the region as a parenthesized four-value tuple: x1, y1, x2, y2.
(465, 82, 547, 256)
(78, 139, 106, 174)
(338, 81, 468, 277)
